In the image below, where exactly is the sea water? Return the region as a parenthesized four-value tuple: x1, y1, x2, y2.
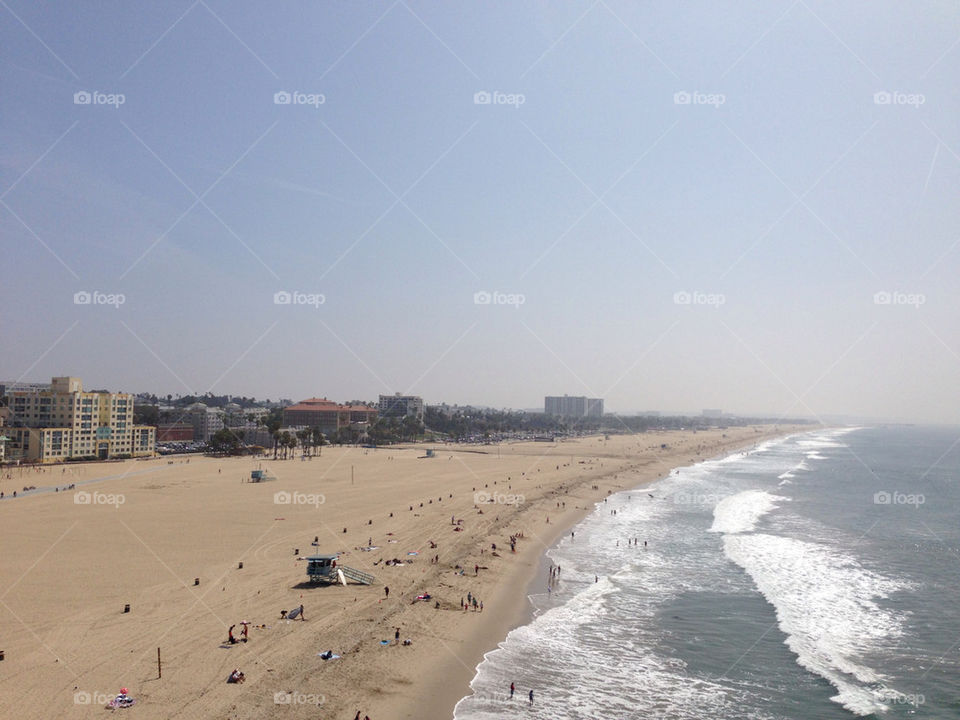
(453, 426, 960, 719)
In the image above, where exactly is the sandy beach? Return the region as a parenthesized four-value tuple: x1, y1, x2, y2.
(0, 426, 805, 719)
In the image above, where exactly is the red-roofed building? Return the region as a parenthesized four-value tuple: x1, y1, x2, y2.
(282, 398, 378, 435)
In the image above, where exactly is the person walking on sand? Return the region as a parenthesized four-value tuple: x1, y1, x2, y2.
(384, 586, 389, 599)
(228, 624, 237, 644)
(529, 689, 534, 704)
(354, 712, 361, 720)
(395, 627, 400, 644)
(510, 682, 515, 698)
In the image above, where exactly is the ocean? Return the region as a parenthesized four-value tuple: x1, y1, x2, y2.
(453, 426, 960, 719)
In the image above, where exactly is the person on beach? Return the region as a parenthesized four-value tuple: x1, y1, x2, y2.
(529, 689, 534, 703)
(228, 624, 237, 644)
(241, 622, 249, 642)
(384, 586, 389, 599)
(510, 682, 515, 698)
(297, 604, 305, 620)
(395, 627, 400, 644)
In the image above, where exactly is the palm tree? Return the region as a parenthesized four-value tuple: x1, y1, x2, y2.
(297, 429, 311, 457)
(311, 427, 326, 456)
(272, 430, 281, 460)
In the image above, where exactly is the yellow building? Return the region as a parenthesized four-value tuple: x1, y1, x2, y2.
(5, 377, 156, 463)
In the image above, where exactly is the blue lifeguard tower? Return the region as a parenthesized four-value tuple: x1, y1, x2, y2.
(305, 554, 375, 585)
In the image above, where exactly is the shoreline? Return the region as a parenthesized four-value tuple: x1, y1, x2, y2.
(408, 426, 808, 720)
(0, 425, 810, 720)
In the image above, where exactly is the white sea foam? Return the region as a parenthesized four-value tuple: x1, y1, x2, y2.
(709, 490, 786, 534)
(723, 532, 905, 716)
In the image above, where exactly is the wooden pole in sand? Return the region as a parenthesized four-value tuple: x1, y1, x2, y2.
(157, 647, 161, 678)
(351, 465, 354, 484)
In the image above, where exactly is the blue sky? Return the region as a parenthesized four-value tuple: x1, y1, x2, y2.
(2, 1, 959, 422)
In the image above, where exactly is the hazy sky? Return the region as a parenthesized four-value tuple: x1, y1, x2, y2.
(2, 2, 958, 423)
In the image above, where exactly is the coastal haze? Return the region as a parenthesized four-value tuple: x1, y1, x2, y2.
(2, 3, 960, 720)
(2, 2, 959, 423)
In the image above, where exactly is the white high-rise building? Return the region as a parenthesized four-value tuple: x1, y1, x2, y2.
(544, 395, 604, 418)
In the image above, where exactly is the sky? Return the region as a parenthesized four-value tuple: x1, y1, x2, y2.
(1, 1, 959, 423)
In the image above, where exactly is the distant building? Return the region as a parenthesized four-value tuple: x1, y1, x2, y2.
(156, 423, 194, 442)
(544, 395, 604, 418)
(185, 403, 224, 442)
(378, 393, 425, 422)
(283, 398, 378, 436)
(0, 380, 51, 396)
(5, 376, 155, 462)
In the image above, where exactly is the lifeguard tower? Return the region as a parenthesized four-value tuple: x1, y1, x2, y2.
(249, 468, 276, 482)
(305, 554, 375, 586)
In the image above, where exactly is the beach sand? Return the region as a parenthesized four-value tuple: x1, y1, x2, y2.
(0, 425, 805, 719)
